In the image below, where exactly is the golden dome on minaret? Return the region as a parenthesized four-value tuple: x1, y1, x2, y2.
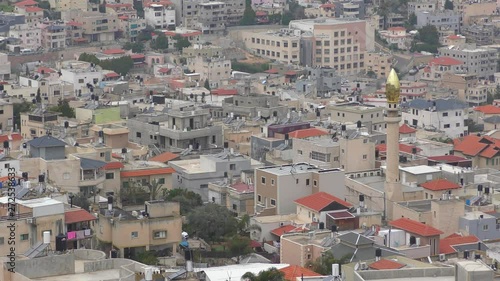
(385, 68, 401, 104)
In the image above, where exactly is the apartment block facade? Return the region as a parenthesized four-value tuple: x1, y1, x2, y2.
(438, 45, 498, 80)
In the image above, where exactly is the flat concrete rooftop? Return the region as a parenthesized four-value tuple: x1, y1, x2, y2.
(32, 269, 120, 281)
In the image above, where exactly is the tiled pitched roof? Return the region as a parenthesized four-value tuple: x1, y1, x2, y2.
(294, 192, 352, 212)
(0, 133, 22, 143)
(14, 0, 38, 7)
(453, 135, 500, 158)
(439, 235, 479, 254)
(376, 143, 422, 154)
(120, 167, 175, 177)
(420, 179, 461, 191)
(389, 218, 443, 237)
(289, 128, 329, 139)
(474, 105, 500, 115)
(25, 6, 42, 12)
(369, 259, 405, 270)
(271, 225, 308, 236)
(430, 57, 463, 66)
(102, 48, 125, 55)
(65, 209, 96, 224)
(28, 135, 67, 148)
(103, 162, 124, 170)
(264, 68, 279, 74)
(399, 124, 416, 134)
(279, 265, 321, 281)
(427, 155, 468, 163)
(149, 152, 179, 163)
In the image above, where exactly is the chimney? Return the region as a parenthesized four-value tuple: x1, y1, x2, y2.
(477, 185, 483, 197)
(375, 248, 382, 261)
(108, 196, 113, 212)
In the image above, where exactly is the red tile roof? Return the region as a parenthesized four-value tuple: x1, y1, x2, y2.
(37, 66, 55, 74)
(164, 30, 202, 37)
(120, 167, 175, 177)
(265, 68, 279, 74)
(285, 70, 297, 76)
(295, 192, 352, 212)
(327, 210, 355, 220)
(102, 48, 126, 55)
(130, 54, 145, 59)
(112, 153, 123, 159)
(390, 218, 443, 237)
(14, 0, 38, 7)
(289, 128, 329, 139)
(474, 105, 500, 114)
(65, 209, 96, 224)
(149, 152, 179, 163)
(453, 135, 500, 158)
(255, 11, 268, 16)
(447, 35, 463, 40)
(0, 133, 22, 143)
(104, 72, 120, 78)
(103, 162, 124, 170)
(279, 265, 322, 281)
(399, 124, 416, 134)
(388, 27, 406, 31)
(211, 88, 238, 96)
(250, 240, 262, 248)
(376, 143, 422, 154)
(320, 3, 334, 8)
(369, 259, 405, 270)
(158, 67, 171, 74)
(230, 182, 254, 193)
(430, 57, 463, 66)
(420, 179, 461, 191)
(440, 235, 479, 254)
(24, 6, 43, 12)
(271, 225, 308, 236)
(427, 155, 468, 163)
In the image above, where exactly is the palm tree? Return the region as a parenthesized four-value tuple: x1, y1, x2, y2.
(146, 179, 163, 201)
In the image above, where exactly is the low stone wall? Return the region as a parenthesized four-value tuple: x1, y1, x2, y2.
(14, 254, 75, 279)
(73, 249, 106, 260)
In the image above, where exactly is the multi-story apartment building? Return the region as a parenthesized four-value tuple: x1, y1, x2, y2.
(207, 170, 255, 216)
(460, 1, 498, 26)
(292, 134, 376, 172)
(144, 0, 176, 30)
(459, 82, 495, 106)
(290, 18, 375, 75)
(254, 163, 345, 216)
(332, 0, 365, 19)
(67, 11, 120, 42)
(0, 52, 11, 80)
(49, 0, 89, 12)
(401, 98, 469, 138)
(420, 56, 465, 83)
(378, 27, 412, 50)
(461, 25, 495, 46)
(96, 200, 182, 259)
(365, 52, 393, 78)
(330, 105, 386, 132)
(187, 56, 231, 89)
(438, 44, 497, 80)
(295, 66, 342, 98)
(182, 43, 224, 58)
(14, 0, 43, 27)
(66, 21, 86, 46)
(384, 13, 405, 28)
(197, 1, 226, 34)
(20, 108, 59, 139)
(225, 0, 245, 26)
(120, 17, 147, 42)
(416, 10, 460, 37)
(407, 1, 437, 16)
(305, 4, 336, 18)
(59, 60, 103, 94)
(105, 3, 137, 19)
(375, 80, 428, 101)
(0, 197, 65, 256)
(241, 28, 301, 65)
(164, 28, 201, 49)
(40, 22, 66, 49)
(442, 34, 466, 46)
(8, 24, 41, 50)
(221, 91, 289, 119)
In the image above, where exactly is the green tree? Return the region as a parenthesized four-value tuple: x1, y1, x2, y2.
(444, 0, 454, 10)
(145, 179, 163, 201)
(173, 35, 191, 51)
(71, 193, 90, 210)
(99, 56, 134, 75)
(242, 268, 285, 281)
(417, 25, 439, 46)
(204, 79, 210, 90)
(123, 42, 145, 53)
(495, 85, 500, 99)
(164, 188, 203, 215)
(232, 60, 270, 73)
(487, 92, 494, 104)
(408, 12, 417, 26)
(49, 99, 75, 118)
(36, 0, 50, 10)
(36, 88, 42, 104)
(366, 70, 377, 78)
(13, 101, 33, 130)
(0, 4, 14, 12)
(133, 0, 144, 17)
(306, 252, 349, 275)
(187, 203, 238, 244)
(151, 34, 169, 50)
(229, 236, 253, 263)
(120, 181, 149, 205)
(135, 251, 158, 265)
(240, 0, 256, 25)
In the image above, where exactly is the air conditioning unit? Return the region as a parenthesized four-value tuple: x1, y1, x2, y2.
(360, 262, 368, 270)
(312, 217, 318, 222)
(27, 218, 35, 224)
(439, 254, 446, 261)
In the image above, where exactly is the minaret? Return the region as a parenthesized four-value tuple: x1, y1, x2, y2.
(384, 69, 403, 221)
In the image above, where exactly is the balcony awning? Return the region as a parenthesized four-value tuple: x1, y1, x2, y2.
(65, 209, 97, 224)
(80, 157, 107, 170)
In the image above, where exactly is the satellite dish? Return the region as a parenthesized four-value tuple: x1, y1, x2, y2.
(354, 263, 360, 271)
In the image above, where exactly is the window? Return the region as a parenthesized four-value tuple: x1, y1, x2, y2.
(20, 234, 29, 241)
(230, 164, 236, 170)
(313, 180, 317, 186)
(78, 79, 84, 83)
(158, 178, 165, 184)
(297, 150, 303, 155)
(310, 151, 331, 162)
(136, 132, 141, 138)
(444, 124, 450, 128)
(105, 173, 114, 179)
(232, 204, 237, 210)
(0, 237, 3, 245)
(153, 231, 166, 239)
(363, 154, 367, 160)
(306, 179, 310, 185)
(442, 112, 448, 117)
(296, 179, 299, 184)
(257, 195, 262, 202)
(4, 163, 9, 169)
(456, 123, 460, 127)
(271, 179, 275, 185)
(63, 172, 70, 180)
(270, 199, 276, 206)
(131, 231, 138, 239)
(261, 177, 266, 184)
(483, 225, 489, 231)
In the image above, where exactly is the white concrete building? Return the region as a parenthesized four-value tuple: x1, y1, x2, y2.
(59, 61, 103, 95)
(0, 53, 11, 80)
(401, 98, 469, 138)
(8, 24, 41, 50)
(144, 2, 176, 30)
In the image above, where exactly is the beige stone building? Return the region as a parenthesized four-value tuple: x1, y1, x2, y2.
(240, 29, 301, 65)
(182, 44, 224, 58)
(208, 171, 255, 216)
(20, 109, 60, 139)
(187, 56, 231, 89)
(96, 200, 182, 258)
(330, 105, 385, 132)
(63, 11, 120, 42)
(0, 102, 13, 132)
(49, 0, 89, 11)
(304, 4, 336, 18)
(280, 230, 332, 267)
(365, 52, 393, 78)
(254, 163, 345, 216)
